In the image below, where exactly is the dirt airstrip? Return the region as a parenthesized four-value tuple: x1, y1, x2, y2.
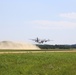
(0, 50, 76, 54)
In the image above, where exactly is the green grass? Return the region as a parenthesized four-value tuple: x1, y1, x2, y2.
(0, 52, 76, 75)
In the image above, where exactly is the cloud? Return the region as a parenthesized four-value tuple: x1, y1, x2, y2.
(29, 20, 76, 29)
(60, 12, 76, 19)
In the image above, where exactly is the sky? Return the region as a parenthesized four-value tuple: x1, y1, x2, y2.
(0, 0, 76, 44)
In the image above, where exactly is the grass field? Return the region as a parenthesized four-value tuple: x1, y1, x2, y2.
(0, 52, 76, 75)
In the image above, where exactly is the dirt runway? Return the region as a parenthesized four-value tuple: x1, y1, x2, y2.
(0, 50, 76, 54)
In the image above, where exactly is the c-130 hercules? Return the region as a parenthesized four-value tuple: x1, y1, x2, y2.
(31, 37, 53, 43)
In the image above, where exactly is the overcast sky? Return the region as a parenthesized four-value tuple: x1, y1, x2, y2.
(0, 0, 76, 44)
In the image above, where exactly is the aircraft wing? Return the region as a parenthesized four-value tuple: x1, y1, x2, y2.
(44, 39, 53, 42)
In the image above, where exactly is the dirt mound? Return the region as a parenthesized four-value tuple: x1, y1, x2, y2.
(0, 41, 40, 50)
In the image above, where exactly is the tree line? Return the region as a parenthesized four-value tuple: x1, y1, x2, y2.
(36, 44, 76, 49)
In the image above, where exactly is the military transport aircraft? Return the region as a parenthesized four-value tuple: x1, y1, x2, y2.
(30, 37, 53, 43)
